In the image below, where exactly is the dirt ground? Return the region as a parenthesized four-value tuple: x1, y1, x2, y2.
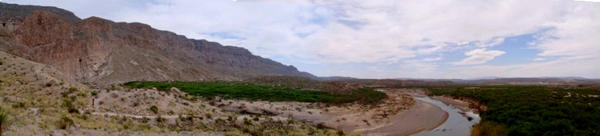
(214, 88, 450, 135)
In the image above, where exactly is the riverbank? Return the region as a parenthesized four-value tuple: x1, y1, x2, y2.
(432, 95, 487, 113)
(212, 88, 451, 135)
(356, 98, 448, 135)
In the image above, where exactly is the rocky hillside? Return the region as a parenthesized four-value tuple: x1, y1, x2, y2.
(0, 50, 336, 135)
(0, 2, 313, 87)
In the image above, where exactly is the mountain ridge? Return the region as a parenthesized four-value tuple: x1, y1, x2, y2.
(0, 2, 314, 87)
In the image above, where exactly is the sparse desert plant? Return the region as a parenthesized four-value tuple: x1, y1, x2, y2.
(68, 87, 78, 93)
(63, 99, 78, 113)
(149, 105, 159, 114)
(156, 115, 166, 123)
(141, 117, 150, 123)
(58, 116, 74, 129)
(225, 129, 248, 136)
(12, 102, 25, 109)
(243, 118, 252, 125)
(215, 118, 225, 124)
(90, 90, 98, 97)
(0, 108, 7, 136)
(227, 116, 236, 122)
(205, 113, 212, 119)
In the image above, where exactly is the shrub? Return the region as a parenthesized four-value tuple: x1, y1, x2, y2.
(58, 116, 74, 129)
(63, 99, 78, 113)
(227, 116, 236, 122)
(0, 108, 7, 136)
(68, 88, 78, 93)
(12, 102, 25, 108)
(149, 105, 158, 114)
(243, 118, 252, 125)
(141, 117, 149, 123)
(156, 116, 166, 123)
(205, 113, 212, 119)
(91, 90, 98, 96)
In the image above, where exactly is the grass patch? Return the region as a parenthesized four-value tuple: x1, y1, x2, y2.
(0, 107, 7, 135)
(426, 85, 600, 136)
(124, 81, 386, 104)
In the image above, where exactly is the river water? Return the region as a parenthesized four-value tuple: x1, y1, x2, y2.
(412, 96, 481, 136)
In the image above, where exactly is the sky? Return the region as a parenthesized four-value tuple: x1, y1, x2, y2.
(5, 0, 600, 79)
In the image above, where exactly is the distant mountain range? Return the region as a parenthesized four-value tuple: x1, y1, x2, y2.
(449, 77, 600, 85)
(0, 2, 313, 87)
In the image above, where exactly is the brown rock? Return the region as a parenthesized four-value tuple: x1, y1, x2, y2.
(0, 3, 314, 87)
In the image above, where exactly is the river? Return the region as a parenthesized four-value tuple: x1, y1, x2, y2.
(412, 96, 481, 136)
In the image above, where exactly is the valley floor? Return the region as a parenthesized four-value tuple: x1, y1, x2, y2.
(0, 51, 453, 135)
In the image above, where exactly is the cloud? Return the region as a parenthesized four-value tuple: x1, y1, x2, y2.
(533, 58, 546, 61)
(453, 49, 506, 65)
(11, 0, 568, 64)
(575, 0, 600, 2)
(5, 0, 600, 78)
(475, 38, 505, 47)
(422, 57, 442, 62)
(533, 3, 600, 59)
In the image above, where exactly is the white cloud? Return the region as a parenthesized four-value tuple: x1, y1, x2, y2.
(533, 58, 546, 61)
(5, 0, 600, 78)
(453, 49, 506, 65)
(475, 38, 505, 47)
(422, 57, 442, 62)
(575, 0, 600, 2)
(533, 3, 600, 59)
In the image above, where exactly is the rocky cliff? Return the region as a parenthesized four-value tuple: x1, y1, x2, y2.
(0, 2, 313, 86)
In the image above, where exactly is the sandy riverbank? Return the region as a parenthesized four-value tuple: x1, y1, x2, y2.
(356, 99, 449, 136)
(213, 88, 450, 135)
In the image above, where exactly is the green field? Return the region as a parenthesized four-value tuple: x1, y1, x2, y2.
(124, 81, 386, 104)
(426, 85, 600, 136)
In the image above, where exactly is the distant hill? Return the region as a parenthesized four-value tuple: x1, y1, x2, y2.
(317, 76, 357, 81)
(0, 2, 313, 87)
(450, 77, 600, 85)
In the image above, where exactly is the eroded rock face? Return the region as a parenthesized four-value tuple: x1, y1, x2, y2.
(0, 2, 314, 87)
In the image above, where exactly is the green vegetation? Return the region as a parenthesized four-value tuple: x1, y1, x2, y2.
(63, 99, 78, 113)
(472, 121, 508, 136)
(426, 85, 600, 136)
(149, 105, 159, 114)
(124, 81, 386, 104)
(58, 116, 74, 129)
(90, 90, 98, 96)
(0, 108, 7, 136)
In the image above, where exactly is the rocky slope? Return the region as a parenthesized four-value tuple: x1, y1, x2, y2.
(0, 50, 336, 136)
(0, 2, 313, 87)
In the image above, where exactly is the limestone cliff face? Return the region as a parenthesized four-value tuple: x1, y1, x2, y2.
(0, 2, 313, 86)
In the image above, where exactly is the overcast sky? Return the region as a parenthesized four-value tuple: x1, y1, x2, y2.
(5, 0, 600, 79)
